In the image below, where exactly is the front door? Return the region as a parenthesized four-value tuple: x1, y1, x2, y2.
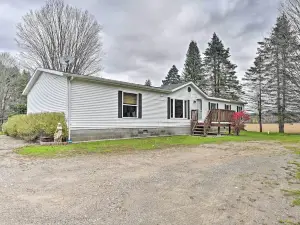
(197, 99, 202, 120)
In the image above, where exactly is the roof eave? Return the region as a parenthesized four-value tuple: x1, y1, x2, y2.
(170, 82, 246, 104)
(22, 69, 41, 96)
(65, 74, 171, 94)
(22, 68, 64, 96)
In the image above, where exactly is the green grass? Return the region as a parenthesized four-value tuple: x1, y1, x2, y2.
(0, 131, 3, 135)
(293, 198, 300, 206)
(16, 131, 300, 157)
(282, 190, 300, 197)
(288, 160, 300, 180)
(279, 220, 300, 225)
(282, 190, 300, 207)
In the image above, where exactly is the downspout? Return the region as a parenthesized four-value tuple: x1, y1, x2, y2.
(67, 76, 74, 143)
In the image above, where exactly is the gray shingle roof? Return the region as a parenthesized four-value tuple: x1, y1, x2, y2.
(160, 82, 189, 90)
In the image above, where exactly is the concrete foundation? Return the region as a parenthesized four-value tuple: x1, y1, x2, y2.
(71, 127, 190, 142)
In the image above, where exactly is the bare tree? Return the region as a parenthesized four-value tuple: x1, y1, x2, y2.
(0, 53, 22, 124)
(16, 0, 103, 75)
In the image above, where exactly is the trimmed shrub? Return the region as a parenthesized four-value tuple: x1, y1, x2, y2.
(2, 112, 68, 141)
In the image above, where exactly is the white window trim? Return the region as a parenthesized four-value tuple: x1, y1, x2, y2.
(237, 106, 243, 112)
(122, 92, 139, 118)
(210, 102, 218, 110)
(170, 98, 187, 119)
(225, 104, 232, 110)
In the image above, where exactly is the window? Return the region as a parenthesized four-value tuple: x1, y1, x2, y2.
(187, 87, 191, 92)
(123, 92, 138, 117)
(225, 104, 231, 110)
(171, 99, 174, 118)
(237, 106, 243, 112)
(209, 102, 218, 110)
(184, 100, 188, 118)
(168, 98, 188, 119)
(175, 100, 183, 118)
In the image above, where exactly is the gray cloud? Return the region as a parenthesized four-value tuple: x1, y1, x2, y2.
(0, 0, 281, 86)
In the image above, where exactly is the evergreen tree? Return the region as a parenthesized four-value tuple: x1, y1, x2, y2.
(182, 41, 206, 89)
(244, 14, 300, 133)
(162, 65, 181, 86)
(266, 14, 300, 133)
(145, 79, 152, 86)
(204, 33, 242, 100)
(243, 42, 269, 132)
(284, 0, 300, 93)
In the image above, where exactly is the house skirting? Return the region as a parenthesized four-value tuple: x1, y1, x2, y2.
(70, 127, 190, 142)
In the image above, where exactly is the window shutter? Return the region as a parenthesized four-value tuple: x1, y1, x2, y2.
(230, 105, 232, 110)
(208, 102, 211, 110)
(188, 100, 190, 119)
(138, 93, 142, 118)
(167, 97, 171, 119)
(118, 91, 122, 118)
(217, 103, 219, 109)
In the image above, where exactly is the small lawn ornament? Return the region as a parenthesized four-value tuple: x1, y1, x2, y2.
(232, 111, 250, 136)
(54, 123, 63, 143)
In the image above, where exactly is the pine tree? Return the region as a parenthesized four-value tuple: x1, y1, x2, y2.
(162, 65, 181, 86)
(145, 79, 152, 86)
(245, 14, 300, 133)
(266, 14, 300, 133)
(182, 41, 206, 89)
(204, 33, 242, 100)
(243, 42, 269, 132)
(284, 0, 300, 93)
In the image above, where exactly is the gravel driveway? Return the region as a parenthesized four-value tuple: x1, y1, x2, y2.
(0, 135, 27, 151)
(0, 137, 299, 225)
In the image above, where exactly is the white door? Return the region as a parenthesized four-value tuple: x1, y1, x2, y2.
(197, 99, 202, 120)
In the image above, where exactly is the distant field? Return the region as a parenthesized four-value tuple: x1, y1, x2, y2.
(245, 123, 300, 134)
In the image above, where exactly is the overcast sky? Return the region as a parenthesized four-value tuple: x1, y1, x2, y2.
(0, 0, 281, 86)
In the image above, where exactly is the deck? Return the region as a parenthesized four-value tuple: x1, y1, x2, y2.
(191, 109, 235, 136)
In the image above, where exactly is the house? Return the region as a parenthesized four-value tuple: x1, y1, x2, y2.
(22, 68, 246, 141)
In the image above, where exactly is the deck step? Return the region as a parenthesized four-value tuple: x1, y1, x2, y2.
(194, 131, 204, 134)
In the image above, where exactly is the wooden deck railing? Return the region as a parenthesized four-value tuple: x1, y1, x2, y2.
(190, 109, 235, 135)
(204, 109, 235, 135)
(211, 109, 235, 123)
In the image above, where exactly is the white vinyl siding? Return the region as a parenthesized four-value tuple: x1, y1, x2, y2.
(27, 72, 68, 116)
(70, 79, 191, 130)
(168, 85, 244, 121)
(25, 72, 245, 135)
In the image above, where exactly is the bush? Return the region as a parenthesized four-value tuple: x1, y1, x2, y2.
(2, 112, 68, 141)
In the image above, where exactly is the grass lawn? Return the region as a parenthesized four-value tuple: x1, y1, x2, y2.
(16, 131, 300, 157)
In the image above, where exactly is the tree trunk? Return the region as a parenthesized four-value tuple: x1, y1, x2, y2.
(258, 73, 263, 133)
(213, 57, 217, 95)
(275, 47, 284, 133)
(235, 128, 240, 136)
(281, 50, 287, 134)
(258, 104, 263, 133)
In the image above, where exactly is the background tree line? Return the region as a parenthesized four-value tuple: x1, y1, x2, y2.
(0, 53, 30, 125)
(243, 0, 300, 133)
(161, 33, 242, 101)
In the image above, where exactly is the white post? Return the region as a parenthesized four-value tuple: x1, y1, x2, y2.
(67, 76, 73, 143)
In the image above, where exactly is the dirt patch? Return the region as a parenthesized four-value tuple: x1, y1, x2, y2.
(0, 141, 299, 225)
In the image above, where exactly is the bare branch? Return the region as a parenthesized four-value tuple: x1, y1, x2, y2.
(16, 0, 103, 75)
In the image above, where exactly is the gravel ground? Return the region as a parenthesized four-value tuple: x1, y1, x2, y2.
(0, 136, 300, 225)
